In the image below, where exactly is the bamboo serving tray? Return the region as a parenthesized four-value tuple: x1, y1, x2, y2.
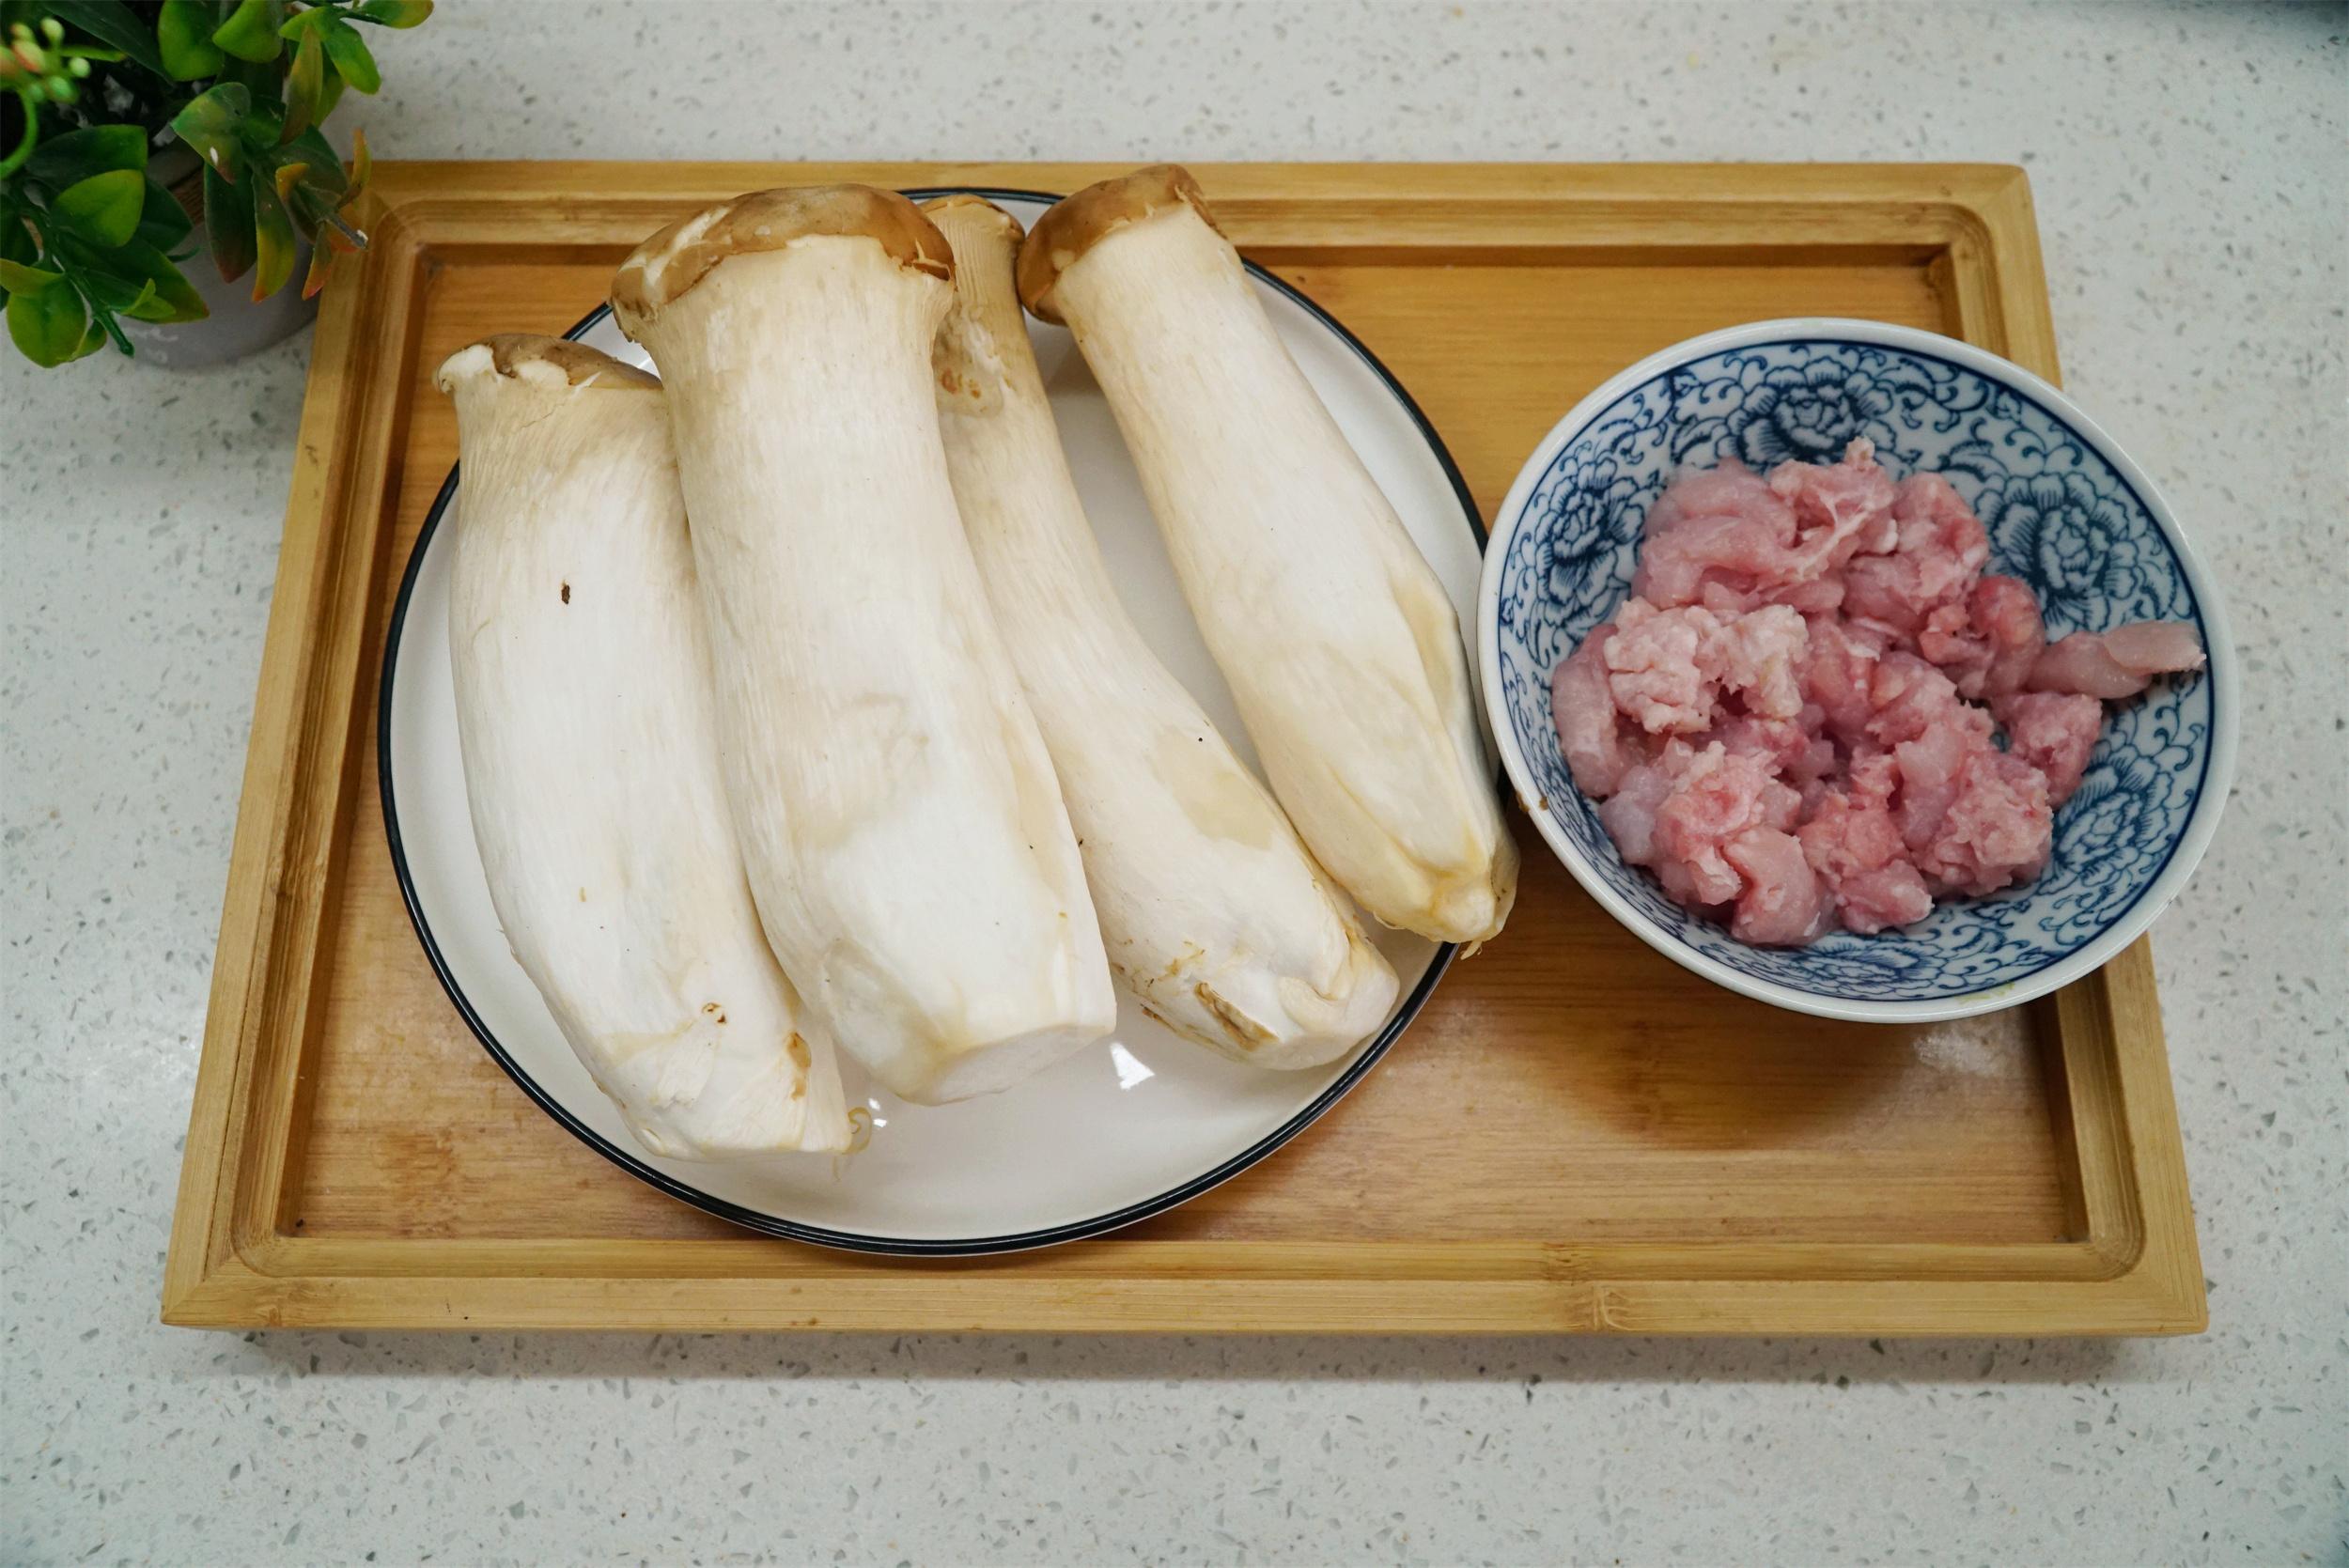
(163, 162, 2205, 1335)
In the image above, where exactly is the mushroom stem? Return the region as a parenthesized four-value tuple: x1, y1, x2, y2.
(1020, 167, 1518, 946)
(612, 189, 1115, 1106)
(924, 194, 1399, 1069)
(436, 334, 851, 1158)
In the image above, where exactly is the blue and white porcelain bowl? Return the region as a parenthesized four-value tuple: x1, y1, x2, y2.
(1476, 318, 2236, 1022)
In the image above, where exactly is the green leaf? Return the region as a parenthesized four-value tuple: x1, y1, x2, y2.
(54, 168, 146, 247)
(276, 4, 329, 38)
(44, 1, 171, 76)
(203, 160, 256, 281)
(319, 17, 378, 93)
(313, 59, 346, 123)
(69, 314, 110, 360)
(350, 0, 431, 25)
(158, 0, 226, 80)
(217, 50, 276, 98)
(170, 82, 251, 180)
(25, 125, 148, 185)
(234, 102, 284, 150)
(8, 276, 90, 365)
(280, 27, 326, 140)
(62, 234, 208, 321)
(249, 169, 295, 300)
(0, 258, 61, 294)
(285, 126, 348, 200)
(211, 0, 284, 63)
(134, 178, 194, 249)
(0, 217, 38, 272)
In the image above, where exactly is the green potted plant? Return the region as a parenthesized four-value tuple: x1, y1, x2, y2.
(0, 0, 428, 367)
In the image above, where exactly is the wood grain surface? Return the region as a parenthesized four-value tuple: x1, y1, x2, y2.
(164, 163, 2202, 1334)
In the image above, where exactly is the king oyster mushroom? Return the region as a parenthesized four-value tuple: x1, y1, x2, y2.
(611, 187, 1116, 1106)
(1019, 166, 1518, 949)
(437, 334, 851, 1158)
(922, 194, 1399, 1069)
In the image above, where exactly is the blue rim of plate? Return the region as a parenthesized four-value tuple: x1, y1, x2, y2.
(379, 187, 1482, 1256)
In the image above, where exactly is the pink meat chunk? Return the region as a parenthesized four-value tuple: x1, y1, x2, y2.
(1710, 603, 1810, 721)
(1916, 751, 2052, 896)
(1798, 788, 1934, 934)
(1766, 437, 1901, 581)
(1801, 613, 1887, 749)
(2030, 623, 2207, 698)
(1724, 828, 1830, 945)
(1631, 459, 1799, 610)
(1863, 653, 1994, 753)
(1593, 598, 1813, 737)
(1633, 440, 1895, 613)
(1920, 575, 2046, 699)
(1841, 471, 1991, 641)
(1996, 691, 2103, 803)
(1551, 623, 1641, 797)
(1605, 602, 1725, 735)
(1553, 442, 2197, 947)
(1611, 742, 1803, 910)
(1714, 710, 1839, 792)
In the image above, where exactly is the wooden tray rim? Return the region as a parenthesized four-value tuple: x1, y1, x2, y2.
(163, 160, 2203, 1335)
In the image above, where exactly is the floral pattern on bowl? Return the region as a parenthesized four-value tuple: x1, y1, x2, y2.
(1479, 319, 2235, 1018)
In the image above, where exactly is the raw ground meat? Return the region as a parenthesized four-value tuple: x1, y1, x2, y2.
(1553, 440, 2204, 944)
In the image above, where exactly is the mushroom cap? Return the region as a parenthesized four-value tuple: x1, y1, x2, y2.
(611, 185, 954, 334)
(434, 334, 661, 396)
(1016, 164, 1227, 325)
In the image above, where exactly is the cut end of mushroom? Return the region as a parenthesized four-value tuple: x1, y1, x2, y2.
(1016, 163, 1224, 324)
(610, 185, 954, 335)
(920, 192, 1022, 235)
(434, 334, 661, 397)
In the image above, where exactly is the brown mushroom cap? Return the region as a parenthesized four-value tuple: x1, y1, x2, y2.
(1015, 165, 1227, 325)
(611, 185, 954, 332)
(437, 334, 661, 395)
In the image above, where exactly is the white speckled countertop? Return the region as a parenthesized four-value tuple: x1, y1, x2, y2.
(5, 3, 2342, 1562)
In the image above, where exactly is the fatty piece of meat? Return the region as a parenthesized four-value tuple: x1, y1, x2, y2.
(2029, 623, 2207, 699)
(1596, 759, 1675, 866)
(1841, 471, 1990, 641)
(1604, 601, 1725, 735)
(1802, 613, 1887, 749)
(1600, 598, 1812, 737)
(1797, 785, 1934, 934)
(1765, 438, 1900, 582)
(1616, 742, 1803, 910)
(1712, 709, 1839, 792)
(1551, 622, 1643, 797)
(1709, 603, 1810, 721)
(1996, 691, 2103, 803)
(1724, 827, 1829, 945)
(1920, 575, 2046, 699)
(1892, 714, 1988, 851)
(1915, 750, 2053, 896)
(1862, 652, 1995, 753)
(1632, 459, 1800, 610)
(1636, 442, 1897, 615)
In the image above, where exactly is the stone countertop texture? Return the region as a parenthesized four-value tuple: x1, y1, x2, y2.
(4, 3, 2342, 1563)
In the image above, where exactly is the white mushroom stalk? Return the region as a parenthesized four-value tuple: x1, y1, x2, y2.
(436, 334, 851, 1158)
(612, 188, 1116, 1106)
(1019, 166, 1518, 947)
(922, 195, 1400, 1069)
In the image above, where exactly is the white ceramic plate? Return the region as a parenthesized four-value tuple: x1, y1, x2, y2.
(381, 189, 1486, 1253)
